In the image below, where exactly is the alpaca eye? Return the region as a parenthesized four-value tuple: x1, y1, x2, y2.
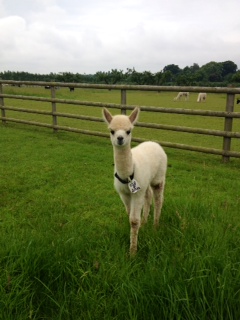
(126, 130, 131, 135)
(110, 130, 115, 135)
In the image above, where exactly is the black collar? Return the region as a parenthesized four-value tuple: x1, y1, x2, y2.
(115, 172, 134, 184)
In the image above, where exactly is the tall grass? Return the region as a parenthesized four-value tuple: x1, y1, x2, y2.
(0, 122, 240, 319)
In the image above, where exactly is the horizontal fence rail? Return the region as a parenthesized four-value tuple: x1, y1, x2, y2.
(2, 94, 240, 118)
(0, 80, 240, 162)
(2, 80, 240, 93)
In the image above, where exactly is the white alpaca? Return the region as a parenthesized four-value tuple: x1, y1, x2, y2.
(197, 92, 207, 102)
(174, 92, 189, 101)
(103, 107, 167, 256)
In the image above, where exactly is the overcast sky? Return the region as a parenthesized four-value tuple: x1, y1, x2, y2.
(0, 0, 240, 74)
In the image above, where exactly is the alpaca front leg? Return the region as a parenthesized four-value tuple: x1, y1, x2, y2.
(129, 198, 144, 256)
(120, 193, 131, 215)
(130, 218, 141, 256)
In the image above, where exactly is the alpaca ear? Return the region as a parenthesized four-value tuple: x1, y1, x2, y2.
(102, 108, 113, 124)
(129, 107, 140, 125)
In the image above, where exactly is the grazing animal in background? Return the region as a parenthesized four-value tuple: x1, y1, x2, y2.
(237, 98, 240, 104)
(102, 107, 167, 256)
(173, 92, 189, 101)
(44, 85, 59, 90)
(197, 92, 207, 102)
(69, 87, 75, 92)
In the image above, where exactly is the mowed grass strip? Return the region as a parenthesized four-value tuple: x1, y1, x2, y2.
(0, 123, 240, 319)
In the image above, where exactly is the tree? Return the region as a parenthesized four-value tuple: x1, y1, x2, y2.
(95, 69, 124, 84)
(109, 69, 124, 84)
(231, 71, 240, 83)
(141, 71, 155, 85)
(0, 60, 239, 85)
(126, 68, 143, 85)
(193, 70, 207, 82)
(154, 71, 163, 85)
(161, 71, 173, 84)
(190, 63, 200, 73)
(201, 62, 223, 82)
(221, 61, 237, 77)
(163, 64, 181, 75)
(176, 74, 192, 86)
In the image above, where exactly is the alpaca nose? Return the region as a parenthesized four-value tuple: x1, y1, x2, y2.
(117, 136, 124, 144)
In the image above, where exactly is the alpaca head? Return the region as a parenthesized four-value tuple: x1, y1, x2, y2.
(102, 107, 140, 147)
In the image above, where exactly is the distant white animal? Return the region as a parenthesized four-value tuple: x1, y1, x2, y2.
(173, 92, 189, 101)
(197, 93, 207, 102)
(102, 107, 167, 256)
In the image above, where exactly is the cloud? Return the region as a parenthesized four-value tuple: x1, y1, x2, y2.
(0, 16, 26, 58)
(0, 0, 240, 74)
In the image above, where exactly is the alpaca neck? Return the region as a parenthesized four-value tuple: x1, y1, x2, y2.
(113, 145, 134, 179)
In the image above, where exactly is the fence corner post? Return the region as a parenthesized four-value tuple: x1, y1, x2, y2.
(222, 93, 235, 163)
(51, 86, 58, 132)
(0, 82, 6, 124)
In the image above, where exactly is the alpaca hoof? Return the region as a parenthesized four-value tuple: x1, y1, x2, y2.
(154, 222, 159, 230)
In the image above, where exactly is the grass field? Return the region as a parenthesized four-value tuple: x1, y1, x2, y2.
(0, 117, 240, 319)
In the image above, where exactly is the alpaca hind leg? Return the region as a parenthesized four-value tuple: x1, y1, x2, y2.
(152, 181, 165, 227)
(142, 186, 153, 225)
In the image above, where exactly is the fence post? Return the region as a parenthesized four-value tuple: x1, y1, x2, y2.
(51, 86, 58, 132)
(0, 83, 6, 124)
(222, 93, 235, 163)
(121, 89, 127, 115)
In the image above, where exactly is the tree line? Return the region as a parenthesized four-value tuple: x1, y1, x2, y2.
(1, 60, 240, 86)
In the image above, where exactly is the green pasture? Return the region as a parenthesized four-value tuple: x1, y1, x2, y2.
(0, 114, 240, 319)
(2, 85, 240, 152)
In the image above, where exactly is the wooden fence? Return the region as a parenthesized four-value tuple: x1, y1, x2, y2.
(0, 80, 240, 162)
